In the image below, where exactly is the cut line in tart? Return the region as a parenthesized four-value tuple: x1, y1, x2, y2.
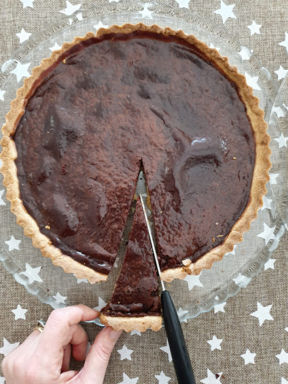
(100, 198, 162, 332)
(0, 23, 271, 288)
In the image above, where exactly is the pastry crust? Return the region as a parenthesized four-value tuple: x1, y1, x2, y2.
(0, 23, 271, 285)
(99, 313, 162, 332)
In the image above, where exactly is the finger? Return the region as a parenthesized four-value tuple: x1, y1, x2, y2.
(70, 324, 88, 361)
(79, 327, 122, 384)
(34, 323, 88, 373)
(38, 305, 97, 358)
(62, 344, 71, 372)
(59, 370, 78, 383)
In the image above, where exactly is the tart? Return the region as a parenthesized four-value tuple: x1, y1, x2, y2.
(0, 23, 270, 288)
(100, 199, 162, 332)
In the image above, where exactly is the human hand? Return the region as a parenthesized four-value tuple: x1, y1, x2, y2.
(2, 304, 122, 384)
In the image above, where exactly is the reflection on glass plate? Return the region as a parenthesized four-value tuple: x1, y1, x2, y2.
(0, 12, 286, 324)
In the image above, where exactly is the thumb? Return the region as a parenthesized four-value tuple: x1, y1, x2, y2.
(79, 327, 122, 384)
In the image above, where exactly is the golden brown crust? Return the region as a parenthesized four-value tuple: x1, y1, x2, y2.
(99, 313, 162, 332)
(0, 23, 271, 285)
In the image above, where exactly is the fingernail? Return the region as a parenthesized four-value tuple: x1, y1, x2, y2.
(107, 327, 122, 341)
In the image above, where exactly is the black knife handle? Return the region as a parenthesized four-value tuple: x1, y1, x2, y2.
(161, 290, 196, 384)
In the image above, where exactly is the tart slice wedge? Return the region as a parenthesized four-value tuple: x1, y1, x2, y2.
(100, 198, 162, 332)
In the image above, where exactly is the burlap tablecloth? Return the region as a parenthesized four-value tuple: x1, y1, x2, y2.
(0, 1, 287, 383)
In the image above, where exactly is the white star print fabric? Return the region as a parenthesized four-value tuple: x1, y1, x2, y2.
(241, 349, 256, 365)
(59, 1, 81, 16)
(16, 28, 31, 43)
(214, 0, 236, 24)
(11, 305, 28, 320)
(19, 0, 34, 8)
(0, 1, 288, 383)
(117, 345, 133, 361)
(10, 61, 30, 83)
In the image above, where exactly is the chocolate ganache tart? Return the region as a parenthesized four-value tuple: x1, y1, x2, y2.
(1, 24, 270, 330)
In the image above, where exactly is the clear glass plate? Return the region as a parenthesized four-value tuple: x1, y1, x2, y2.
(0, 12, 286, 324)
(268, 77, 288, 228)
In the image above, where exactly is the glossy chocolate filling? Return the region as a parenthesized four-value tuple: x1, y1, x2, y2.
(102, 199, 161, 317)
(14, 31, 255, 275)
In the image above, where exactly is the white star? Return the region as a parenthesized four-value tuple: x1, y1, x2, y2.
(274, 133, 288, 147)
(118, 373, 139, 384)
(59, 1, 81, 16)
(284, 103, 288, 111)
(5, 235, 21, 251)
(241, 349, 256, 365)
(0, 338, 20, 356)
(155, 371, 171, 384)
(276, 349, 288, 365)
(49, 42, 61, 52)
(76, 12, 83, 21)
(184, 273, 203, 290)
(248, 20, 262, 36)
(139, 3, 153, 19)
(285, 327, 288, 332)
(279, 32, 288, 54)
(16, 28, 31, 44)
(94, 297, 107, 312)
(275, 66, 288, 81)
(175, 0, 190, 8)
(250, 302, 273, 326)
(269, 173, 279, 185)
(207, 335, 222, 351)
(117, 345, 133, 361)
(0, 190, 6, 205)
(238, 46, 253, 61)
(201, 369, 222, 384)
(160, 340, 172, 362)
(233, 273, 251, 288)
(0, 376, 5, 384)
(281, 379, 288, 384)
(109, 0, 121, 2)
(272, 106, 285, 118)
(130, 330, 141, 336)
(94, 21, 109, 31)
(0, 89, 5, 101)
(257, 223, 276, 245)
(214, 302, 226, 314)
(214, 0, 236, 24)
(264, 258, 276, 270)
(245, 72, 261, 91)
(53, 292, 67, 305)
(177, 307, 189, 322)
(20, 0, 34, 8)
(20, 263, 42, 284)
(76, 277, 88, 284)
(261, 195, 272, 210)
(11, 304, 28, 320)
(10, 61, 30, 83)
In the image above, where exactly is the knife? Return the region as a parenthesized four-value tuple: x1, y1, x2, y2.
(137, 171, 196, 384)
